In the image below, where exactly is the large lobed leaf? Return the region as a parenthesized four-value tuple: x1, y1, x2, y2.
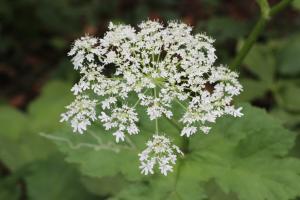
(277, 34, 300, 76)
(24, 155, 99, 200)
(50, 101, 300, 200)
(0, 80, 73, 170)
(186, 104, 300, 200)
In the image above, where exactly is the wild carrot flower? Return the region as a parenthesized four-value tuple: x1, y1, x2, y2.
(61, 20, 243, 175)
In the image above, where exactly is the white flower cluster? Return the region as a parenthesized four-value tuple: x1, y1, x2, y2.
(60, 20, 243, 175)
(139, 134, 183, 176)
(99, 105, 139, 143)
(60, 95, 97, 134)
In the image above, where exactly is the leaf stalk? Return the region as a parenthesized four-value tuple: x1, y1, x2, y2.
(230, 0, 293, 70)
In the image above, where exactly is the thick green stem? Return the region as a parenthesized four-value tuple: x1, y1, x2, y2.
(270, 0, 293, 16)
(230, 0, 293, 70)
(230, 17, 267, 70)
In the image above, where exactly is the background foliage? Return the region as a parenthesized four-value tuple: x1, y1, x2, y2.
(0, 0, 299, 199)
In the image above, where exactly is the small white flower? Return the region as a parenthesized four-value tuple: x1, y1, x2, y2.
(200, 126, 211, 134)
(71, 83, 81, 95)
(159, 159, 173, 176)
(99, 105, 139, 142)
(101, 97, 117, 110)
(138, 134, 183, 176)
(181, 126, 197, 137)
(140, 160, 155, 175)
(60, 95, 97, 134)
(113, 130, 125, 143)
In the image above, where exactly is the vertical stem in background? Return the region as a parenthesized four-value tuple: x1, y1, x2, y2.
(230, 0, 293, 70)
(230, 17, 267, 70)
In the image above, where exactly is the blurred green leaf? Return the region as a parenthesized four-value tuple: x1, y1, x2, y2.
(25, 155, 98, 200)
(292, 0, 300, 10)
(49, 102, 300, 200)
(0, 176, 21, 200)
(28, 81, 73, 132)
(0, 106, 28, 140)
(243, 44, 275, 84)
(186, 104, 300, 200)
(276, 81, 300, 112)
(0, 81, 72, 170)
(197, 17, 249, 42)
(0, 131, 55, 170)
(277, 34, 300, 76)
(81, 175, 128, 197)
(111, 175, 206, 200)
(49, 109, 180, 181)
(205, 180, 239, 200)
(271, 108, 300, 129)
(236, 79, 268, 102)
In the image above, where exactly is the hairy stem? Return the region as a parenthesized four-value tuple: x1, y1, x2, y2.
(230, 0, 293, 70)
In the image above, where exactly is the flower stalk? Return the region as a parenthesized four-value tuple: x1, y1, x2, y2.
(230, 0, 293, 70)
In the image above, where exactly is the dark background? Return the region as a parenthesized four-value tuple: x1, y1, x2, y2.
(0, 0, 299, 109)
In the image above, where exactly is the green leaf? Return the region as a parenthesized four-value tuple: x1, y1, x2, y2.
(292, 0, 300, 10)
(0, 176, 21, 200)
(0, 106, 28, 140)
(48, 94, 182, 181)
(28, 80, 73, 132)
(0, 80, 72, 170)
(276, 81, 300, 112)
(0, 106, 54, 170)
(277, 34, 300, 75)
(111, 173, 206, 200)
(270, 108, 300, 129)
(197, 17, 249, 42)
(81, 175, 128, 197)
(48, 111, 181, 181)
(204, 180, 239, 200)
(236, 79, 268, 102)
(243, 44, 275, 84)
(186, 104, 300, 200)
(25, 155, 98, 200)
(50, 102, 300, 200)
(0, 132, 55, 171)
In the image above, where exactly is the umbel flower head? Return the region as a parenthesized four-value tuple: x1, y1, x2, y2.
(61, 20, 243, 175)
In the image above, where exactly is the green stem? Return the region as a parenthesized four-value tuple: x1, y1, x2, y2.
(164, 116, 189, 199)
(270, 0, 293, 16)
(230, 17, 267, 70)
(165, 117, 190, 154)
(230, 0, 293, 70)
(154, 87, 159, 134)
(181, 137, 190, 154)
